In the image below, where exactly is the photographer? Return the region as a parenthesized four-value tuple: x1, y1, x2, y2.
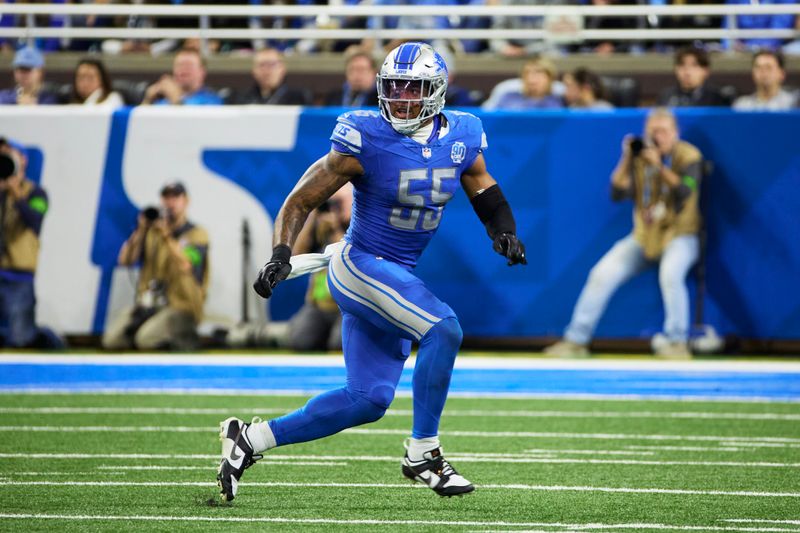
(545, 108, 703, 359)
(102, 182, 209, 351)
(0, 137, 63, 348)
(285, 184, 352, 351)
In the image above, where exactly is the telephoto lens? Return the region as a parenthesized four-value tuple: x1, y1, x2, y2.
(629, 137, 644, 157)
(0, 153, 16, 180)
(142, 206, 160, 222)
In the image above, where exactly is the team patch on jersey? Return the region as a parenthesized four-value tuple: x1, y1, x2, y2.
(450, 141, 466, 164)
(422, 147, 432, 159)
(332, 121, 363, 153)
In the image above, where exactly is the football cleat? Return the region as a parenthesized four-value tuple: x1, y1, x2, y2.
(217, 416, 262, 502)
(401, 446, 475, 497)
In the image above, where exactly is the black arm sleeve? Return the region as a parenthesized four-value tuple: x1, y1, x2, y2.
(469, 184, 516, 239)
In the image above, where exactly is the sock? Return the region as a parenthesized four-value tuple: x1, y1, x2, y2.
(245, 420, 277, 454)
(406, 436, 441, 462)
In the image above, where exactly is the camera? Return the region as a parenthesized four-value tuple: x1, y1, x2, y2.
(628, 137, 645, 157)
(0, 138, 18, 181)
(142, 206, 161, 222)
(0, 153, 16, 181)
(317, 199, 341, 214)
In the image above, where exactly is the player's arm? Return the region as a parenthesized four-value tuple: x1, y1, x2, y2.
(461, 153, 526, 266)
(253, 149, 363, 299)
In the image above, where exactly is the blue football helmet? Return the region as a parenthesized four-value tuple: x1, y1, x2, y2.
(377, 42, 449, 134)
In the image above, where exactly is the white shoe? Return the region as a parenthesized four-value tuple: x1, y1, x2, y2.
(401, 446, 474, 497)
(543, 340, 590, 358)
(217, 417, 262, 502)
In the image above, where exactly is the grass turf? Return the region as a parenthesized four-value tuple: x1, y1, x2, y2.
(0, 392, 798, 532)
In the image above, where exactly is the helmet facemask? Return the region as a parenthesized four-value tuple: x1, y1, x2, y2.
(377, 75, 447, 135)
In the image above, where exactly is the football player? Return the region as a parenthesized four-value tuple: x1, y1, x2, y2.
(217, 42, 526, 502)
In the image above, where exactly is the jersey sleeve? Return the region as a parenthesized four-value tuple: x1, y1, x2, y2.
(330, 112, 364, 156)
(461, 112, 487, 170)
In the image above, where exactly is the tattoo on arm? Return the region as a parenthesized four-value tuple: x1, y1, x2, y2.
(274, 150, 361, 249)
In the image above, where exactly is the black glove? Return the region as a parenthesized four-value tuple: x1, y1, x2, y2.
(253, 244, 293, 299)
(493, 232, 527, 266)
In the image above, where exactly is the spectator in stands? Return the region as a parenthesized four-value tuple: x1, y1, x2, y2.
(324, 50, 378, 108)
(0, 137, 64, 349)
(733, 50, 798, 111)
(230, 47, 311, 105)
(724, 0, 796, 52)
(545, 109, 704, 359)
(436, 48, 481, 107)
(69, 58, 125, 108)
(141, 48, 222, 106)
(361, 0, 456, 53)
(103, 182, 209, 351)
(581, 0, 640, 55)
(491, 57, 563, 110)
(0, 47, 58, 106)
(658, 47, 730, 107)
(563, 68, 614, 109)
(489, 0, 571, 57)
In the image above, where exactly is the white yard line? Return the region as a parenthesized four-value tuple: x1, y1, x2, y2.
(3, 353, 800, 373)
(96, 462, 348, 469)
(17, 454, 800, 469)
(726, 520, 800, 525)
(3, 388, 798, 403)
(0, 514, 798, 532)
(3, 481, 800, 498)
(2, 426, 798, 445)
(3, 406, 798, 421)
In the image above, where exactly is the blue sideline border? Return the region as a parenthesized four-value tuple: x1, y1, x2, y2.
(1, 355, 799, 402)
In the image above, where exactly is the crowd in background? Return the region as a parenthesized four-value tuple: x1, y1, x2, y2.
(1, 42, 798, 110)
(1, 0, 799, 57)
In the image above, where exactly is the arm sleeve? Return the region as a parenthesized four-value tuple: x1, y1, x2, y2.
(469, 184, 516, 239)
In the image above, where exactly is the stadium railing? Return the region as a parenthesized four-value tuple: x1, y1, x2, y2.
(1, 3, 799, 55)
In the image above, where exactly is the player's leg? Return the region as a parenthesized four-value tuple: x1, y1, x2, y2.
(657, 234, 699, 357)
(265, 312, 409, 446)
(560, 235, 649, 349)
(329, 243, 473, 496)
(217, 311, 408, 502)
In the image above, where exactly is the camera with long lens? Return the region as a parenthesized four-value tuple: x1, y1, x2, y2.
(142, 206, 161, 222)
(628, 137, 645, 157)
(317, 199, 341, 214)
(0, 138, 18, 181)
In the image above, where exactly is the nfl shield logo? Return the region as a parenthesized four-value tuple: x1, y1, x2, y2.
(422, 147, 432, 159)
(450, 142, 466, 164)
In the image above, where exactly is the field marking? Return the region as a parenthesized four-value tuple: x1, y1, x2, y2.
(0, 514, 799, 533)
(726, 520, 800, 525)
(5, 480, 800, 498)
(4, 353, 800, 373)
(4, 388, 799, 403)
(96, 461, 347, 469)
(3, 406, 799, 421)
(16, 453, 800, 469)
(3, 425, 799, 445)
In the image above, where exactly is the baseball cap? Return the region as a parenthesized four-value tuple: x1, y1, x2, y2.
(160, 181, 187, 197)
(12, 46, 45, 69)
(0, 136, 27, 157)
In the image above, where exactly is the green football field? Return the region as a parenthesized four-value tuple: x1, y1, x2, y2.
(0, 392, 798, 532)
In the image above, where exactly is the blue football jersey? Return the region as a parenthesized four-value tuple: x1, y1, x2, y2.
(330, 109, 487, 268)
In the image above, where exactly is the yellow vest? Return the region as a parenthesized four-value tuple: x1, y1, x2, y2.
(631, 140, 702, 259)
(136, 223, 209, 322)
(0, 179, 44, 273)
